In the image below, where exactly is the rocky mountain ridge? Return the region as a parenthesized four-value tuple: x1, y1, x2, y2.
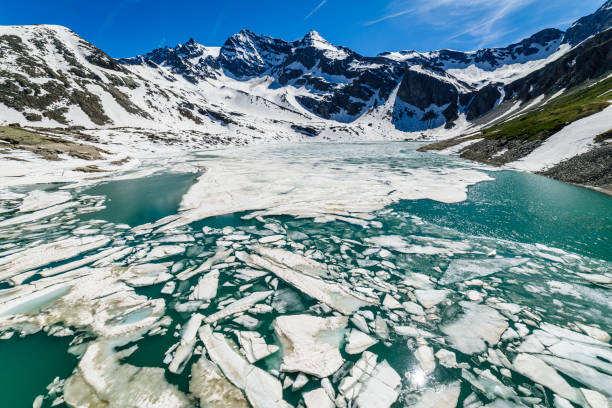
(0, 2, 611, 191)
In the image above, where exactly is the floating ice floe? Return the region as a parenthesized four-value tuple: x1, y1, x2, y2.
(199, 325, 288, 408)
(18, 190, 72, 213)
(411, 381, 461, 408)
(0, 201, 76, 228)
(205, 291, 273, 324)
(237, 331, 279, 363)
(168, 314, 203, 374)
(439, 258, 528, 285)
(415, 345, 436, 375)
(123, 263, 173, 287)
(512, 353, 584, 405)
(246, 247, 377, 315)
(253, 245, 330, 278)
(414, 289, 450, 309)
(339, 351, 401, 408)
(576, 323, 611, 342)
(274, 314, 347, 378)
(143, 245, 185, 262)
(189, 356, 250, 408)
(537, 354, 612, 398)
(0, 267, 165, 337)
(303, 388, 334, 408)
(345, 329, 378, 354)
(37, 246, 129, 279)
(441, 301, 508, 354)
(178, 248, 233, 280)
(189, 270, 220, 301)
(64, 336, 191, 408)
(0, 236, 110, 282)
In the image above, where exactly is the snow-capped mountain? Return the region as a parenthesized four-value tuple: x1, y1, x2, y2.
(0, 2, 611, 138)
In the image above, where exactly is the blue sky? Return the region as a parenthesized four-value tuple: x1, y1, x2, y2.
(1, 0, 605, 57)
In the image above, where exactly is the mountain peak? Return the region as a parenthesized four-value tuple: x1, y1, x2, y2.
(301, 30, 330, 46)
(599, 0, 612, 11)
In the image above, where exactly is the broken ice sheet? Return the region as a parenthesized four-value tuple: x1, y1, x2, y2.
(199, 325, 288, 408)
(441, 301, 508, 355)
(274, 314, 347, 378)
(246, 246, 377, 314)
(64, 336, 191, 408)
(439, 257, 528, 285)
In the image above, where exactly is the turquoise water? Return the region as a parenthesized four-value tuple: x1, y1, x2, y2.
(80, 172, 200, 226)
(400, 169, 612, 261)
(0, 142, 610, 407)
(0, 334, 76, 408)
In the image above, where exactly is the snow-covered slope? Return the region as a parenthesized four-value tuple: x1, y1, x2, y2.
(1, 2, 611, 147)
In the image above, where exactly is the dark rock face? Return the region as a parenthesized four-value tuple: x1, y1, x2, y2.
(397, 70, 457, 110)
(563, 1, 612, 45)
(505, 29, 612, 103)
(120, 39, 220, 82)
(218, 30, 291, 78)
(460, 85, 502, 121)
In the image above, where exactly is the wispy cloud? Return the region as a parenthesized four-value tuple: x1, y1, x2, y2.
(304, 0, 328, 20)
(364, 8, 415, 26)
(365, 0, 537, 47)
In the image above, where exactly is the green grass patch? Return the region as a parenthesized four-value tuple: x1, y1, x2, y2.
(595, 129, 612, 143)
(481, 76, 612, 141)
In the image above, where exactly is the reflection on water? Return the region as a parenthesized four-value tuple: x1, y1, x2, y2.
(80, 172, 200, 226)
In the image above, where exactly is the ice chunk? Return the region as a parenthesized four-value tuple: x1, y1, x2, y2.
(64, 337, 191, 408)
(540, 322, 611, 347)
(414, 290, 450, 309)
(439, 258, 528, 285)
(415, 345, 436, 375)
(37, 246, 129, 279)
(246, 249, 377, 315)
(441, 302, 508, 354)
(403, 301, 425, 315)
(189, 270, 220, 301)
(403, 272, 434, 289)
(435, 349, 457, 368)
(205, 291, 273, 324)
(355, 358, 401, 408)
(189, 356, 250, 408)
(198, 325, 288, 408)
(537, 354, 612, 398)
(512, 354, 583, 404)
(292, 373, 309, 391)
(18, 190, 71, 213)
(548, 340, 612, 376)
(161, 281, 176, 295)
(177, 248, 233, 280)
(581, 389, 609, 408)
(382, 294, 403, 310)
(412, 381, 461, 408)
(253, 246, 329, 278)
(303, 388, 334, 408)
(576, 323, 611, 343)
(237, 331, 279, 363)
(0, 236, 110, 281)
(259, 235, 285, 244)
(168, 314, 203, 374)
(142, 245, 185, 262)
(0, 201, 76, 228)
(123, 263, 173, 287)
(0, 267, 165, 338)
(345, 329, 378, 354)
(274, 314, 347, 378)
